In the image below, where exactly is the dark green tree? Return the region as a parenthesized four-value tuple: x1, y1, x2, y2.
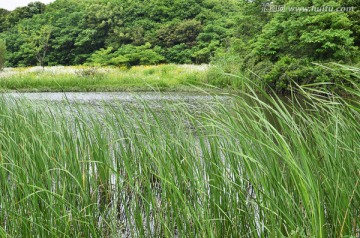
(156, 20, 203, 47)
(19, 23, 52, 67)
(5, 2, 45, 29)
(0, 9, 9, 33)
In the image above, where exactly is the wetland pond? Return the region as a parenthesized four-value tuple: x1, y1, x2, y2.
(0, 91, 237, 237)
(1, 90, 354, 237)
(2, 91, 232, 112)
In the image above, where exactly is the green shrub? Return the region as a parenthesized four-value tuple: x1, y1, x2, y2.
(262, 56, 357, 93)
(88, 43, 165, 67)
(155, 19, 203, 47)
(157, 44, 194, 64)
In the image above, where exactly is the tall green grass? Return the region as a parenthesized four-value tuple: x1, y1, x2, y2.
(0, 80, 359, 237)
(0, 65, 207, 92)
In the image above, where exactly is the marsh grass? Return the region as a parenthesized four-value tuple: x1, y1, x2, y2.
(0, 79, 359, 237)
(0, 65, 208, 92)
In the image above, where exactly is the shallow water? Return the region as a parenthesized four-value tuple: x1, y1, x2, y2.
(2, 91, 231, 109)
(3, 91, 229, 101)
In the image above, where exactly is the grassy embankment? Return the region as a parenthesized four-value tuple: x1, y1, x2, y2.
(0, 69, 359, 237)
(0, 64, 209, 92)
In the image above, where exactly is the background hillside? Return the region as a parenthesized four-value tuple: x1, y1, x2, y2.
(0, 0, 359, 92)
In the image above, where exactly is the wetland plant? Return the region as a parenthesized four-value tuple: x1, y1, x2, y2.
(0, 82, 359, 237)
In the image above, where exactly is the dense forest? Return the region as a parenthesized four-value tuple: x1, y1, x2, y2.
(0, 0, 359, 92)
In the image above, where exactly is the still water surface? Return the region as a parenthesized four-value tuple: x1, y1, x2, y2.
(3, 91, 232, 109)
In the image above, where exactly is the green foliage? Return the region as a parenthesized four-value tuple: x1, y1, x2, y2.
(0, 40, 6, 70)
(209, 0, 360, 92)
(156, 20, 203, 47)
(251, 10, 357, 62)
(0, 9, 9, 33)
(1, 0, 241, 67)
(19, 23, 52, 67)
(249, 8, 359, 91)
(88, 43, 165, 67)
(1, 0, 359, 94)
(206, 53, 245, 88)
(261, 57, 357, 92)
(3, 2, 45, 30)
(0, 65, 206, 91)
(158, 44, 195, 64)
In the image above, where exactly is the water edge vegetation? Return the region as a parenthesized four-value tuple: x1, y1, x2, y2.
(0, 73, 359, 237)
(0, 65, 209, 92)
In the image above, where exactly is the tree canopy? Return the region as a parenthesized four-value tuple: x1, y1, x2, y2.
(0, 0, 240, 67)
(0, 0, 359, 92)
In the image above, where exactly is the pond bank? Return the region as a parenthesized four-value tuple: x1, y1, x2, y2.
(0, 64, 214, 92)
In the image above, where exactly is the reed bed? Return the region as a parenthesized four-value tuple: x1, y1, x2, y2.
(0, 82, 359, 237)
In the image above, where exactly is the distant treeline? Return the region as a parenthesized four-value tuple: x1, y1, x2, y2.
(0, 0, 240, 67)
(0, 0, 359, 92)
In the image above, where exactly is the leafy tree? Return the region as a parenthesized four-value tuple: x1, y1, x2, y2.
(192, 40, 220, 63)
(156, 19, 203, 47)
(0, 2, 48, 66)
(5, 2, 45, 29)
(19, 23, 52, 67)
(44, 0, 93, 65)
(158, 44, 195, 64)
(83, 1, 124, 49)
(0, 9, 9, 33)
